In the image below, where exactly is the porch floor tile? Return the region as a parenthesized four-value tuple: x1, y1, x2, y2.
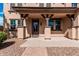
(20, 37, 79, 47)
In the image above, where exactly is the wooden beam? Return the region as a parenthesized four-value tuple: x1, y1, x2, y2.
(21, 14, 29, 18)
(66, 14, 75, 20)
(41, 14, 45, 18)
(46, 14, 49, 18)
(49, 14, 53, 18)
(24, 14, 28, 18)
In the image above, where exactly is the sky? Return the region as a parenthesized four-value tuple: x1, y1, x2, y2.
(0, 3, 3, 26)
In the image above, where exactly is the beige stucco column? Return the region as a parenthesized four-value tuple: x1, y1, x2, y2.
(23, 18, 29, 38)
(77, 27, 79, 39)
(71, 16, 77, 39)
(76, 12, 79, 40)
(44, 18, 51, 39)
(17, 19, 24, 39)
(71, 27, 76, 39)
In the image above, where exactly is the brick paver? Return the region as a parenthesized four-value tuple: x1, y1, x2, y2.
(22, 47, 48, 56)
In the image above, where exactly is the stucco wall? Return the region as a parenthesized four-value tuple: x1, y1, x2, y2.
(51, 3, 71, 7)
(4, 3, 21, 29)
(4, 4, 21, 38)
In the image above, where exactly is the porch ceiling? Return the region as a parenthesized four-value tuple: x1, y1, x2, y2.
(12, 7, 77, 14)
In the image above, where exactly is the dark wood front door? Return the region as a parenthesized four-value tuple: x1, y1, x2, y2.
(32, 19, 39, 34)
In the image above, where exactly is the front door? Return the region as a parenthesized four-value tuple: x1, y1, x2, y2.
(32, 19, 39, 34)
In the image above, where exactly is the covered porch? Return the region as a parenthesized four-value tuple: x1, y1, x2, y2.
(12, 7, 79, 40)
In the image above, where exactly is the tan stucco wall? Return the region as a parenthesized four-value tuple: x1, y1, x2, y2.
(73, 12, 79, 40)
(76, 12, 79, 39)
(4, 4, 21, 38)
(17, 27, 24, 39)
(51, 3, 71, 7)
(4, 4, 21, 29)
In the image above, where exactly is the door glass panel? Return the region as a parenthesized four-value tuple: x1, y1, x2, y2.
(32, 20, 39, 34)
(33, 22, 38, 32)
(55, 19, 61, 31)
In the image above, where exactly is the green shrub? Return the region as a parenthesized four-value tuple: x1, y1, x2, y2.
(0, 32, 7, 43)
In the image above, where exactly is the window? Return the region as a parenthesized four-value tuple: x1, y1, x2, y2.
(10, 19, 16, 30)
(39, 3, 44, 7)
(17, 3, 22, 7)
(10, 3, 15, 10)
(55, 20, 61, 31)
(46, 3, 51, 7)
(49, 18, 61, 31)
(18, 20, 23, 27)
(49, 18, 54, 30)
(10, 3, 15, 6)
(72, 3, 77, 7)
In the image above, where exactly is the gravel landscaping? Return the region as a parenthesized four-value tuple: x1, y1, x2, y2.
(0, 38, 26, 56)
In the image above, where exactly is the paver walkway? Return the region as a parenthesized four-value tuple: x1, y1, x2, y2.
(22, 47, 79, 56)
(22, 47, 48, 56)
